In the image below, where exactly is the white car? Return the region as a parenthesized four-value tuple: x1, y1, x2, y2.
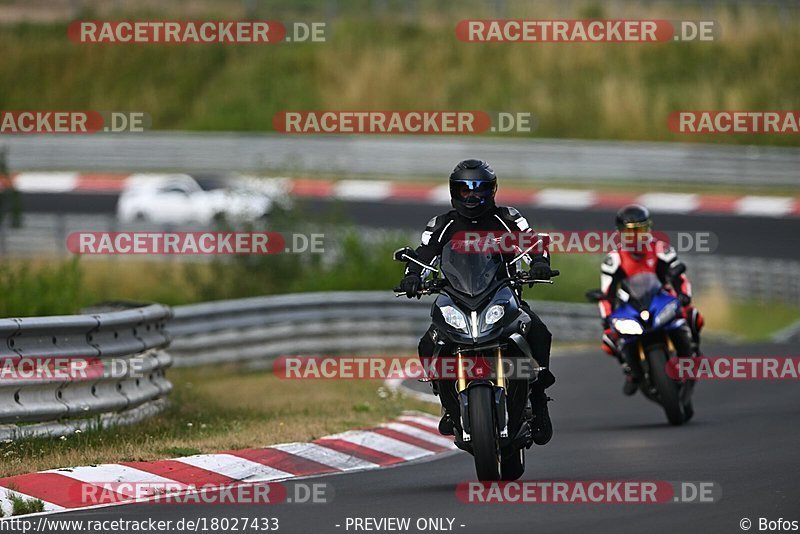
(116, 174, 284, 225)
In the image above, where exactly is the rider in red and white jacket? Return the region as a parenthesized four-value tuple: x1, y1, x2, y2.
(598, 205, 704, 395)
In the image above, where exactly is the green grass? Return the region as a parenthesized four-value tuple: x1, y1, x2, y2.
(706, 300, 800, 342)
(0, 206, 795, 339)
(0, 3, 797, 146)
(2, 485, 45, 516)
(0, 365, 435, 478)
(2, 235, 797, 342)
(0, 232, 598, 318)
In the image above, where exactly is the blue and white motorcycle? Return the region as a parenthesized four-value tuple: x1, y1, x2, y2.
(587, 270, 693, 425)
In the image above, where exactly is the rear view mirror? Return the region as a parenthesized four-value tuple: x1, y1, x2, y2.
(393, 247, 417, 262)
(585, 289, 605, 302)
(670, 263, 686, 277)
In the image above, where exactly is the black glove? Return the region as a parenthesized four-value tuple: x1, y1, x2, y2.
(678, 293, 692, 306)
(399, 273, 422, 298)
(529, 261, 552, 280)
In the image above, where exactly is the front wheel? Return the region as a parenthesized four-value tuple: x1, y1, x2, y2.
(468, 386, 501, 481)
(647, 345, 684, 426)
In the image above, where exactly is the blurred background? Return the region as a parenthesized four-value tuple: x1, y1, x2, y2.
(0, 0, 798, 342)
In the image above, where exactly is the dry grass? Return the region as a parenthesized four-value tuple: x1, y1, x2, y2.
(316, 4, 798, 145)
(0, 2, 796, 144)
(694, 287, 800, 342)
(1, 364, 437, 478)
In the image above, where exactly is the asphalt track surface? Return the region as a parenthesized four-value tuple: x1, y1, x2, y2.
(303, 198, 797, 260)
(40, 342, 799, 534)
(15, 193, 800, 260)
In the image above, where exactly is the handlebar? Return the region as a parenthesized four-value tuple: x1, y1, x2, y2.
(394, 269, 560, 297)
(512, 269, 560, 287)
(393, 279, 446, 298)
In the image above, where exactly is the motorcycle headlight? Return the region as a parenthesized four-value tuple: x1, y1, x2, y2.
(484, 304, 505, 326)
(440, 305, 468, 333)
(654, 300, 679, 328)
(611, 318, 644, 336)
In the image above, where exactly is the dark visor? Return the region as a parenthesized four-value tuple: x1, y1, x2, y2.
(450, 180, 496, 200)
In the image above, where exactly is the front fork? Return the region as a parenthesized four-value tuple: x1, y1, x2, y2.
(457, 347, 509, 442)
(630, 335, 677, 377)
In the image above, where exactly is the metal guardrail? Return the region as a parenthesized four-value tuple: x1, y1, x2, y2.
(2, 273, 797, 436)
(168, 291, 600, 367)
(772, 318, 800, 343)
(0, 292, 598, 439)
(687, 255, 800, 305)
(0, 304, 173, 440)
(3, 133, 799, 186)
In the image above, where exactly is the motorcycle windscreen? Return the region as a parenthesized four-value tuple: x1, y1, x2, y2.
(621, 272, 662, 309)
(440, 241, 502, 296)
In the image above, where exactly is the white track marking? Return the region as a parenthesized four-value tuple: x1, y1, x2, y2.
(333, 180, 392, 200)
(535, 189, 597, 209)
(736, 196, 795, 217)
(636, 193, 699, 213)
(396, 414, 440, 430)
(273, 443, 379, 471)
(381, 422, 455, 448)
(0, 487, 64, 515)
(324, 430, 432, 461)
(14, 172, 78, 193)
(174, 454, 293, 482)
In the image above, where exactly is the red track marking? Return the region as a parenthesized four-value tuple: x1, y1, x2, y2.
(74, 174, 129, 191)
(371, 427, 449, 452)
(593, 192, 639, 209)
(389, 183, 437, 200)
(394, 419, 444, 436)
(228, 447, 339, 476)
(121, 460, 236, 487)
(290, 179, 334, 197)
(313, 438, 405, 466)
(696, 194, 739, 214)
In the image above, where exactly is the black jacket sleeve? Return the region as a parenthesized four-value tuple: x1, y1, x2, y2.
(496, 206, 550, 268)
(404, 214, 452, 276)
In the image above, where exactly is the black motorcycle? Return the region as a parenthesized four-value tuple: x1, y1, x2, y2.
(394, 241, 558, 481)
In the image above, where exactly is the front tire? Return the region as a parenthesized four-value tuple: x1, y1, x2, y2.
(647, 345, 684, 426)
(468, 386, 501, 481)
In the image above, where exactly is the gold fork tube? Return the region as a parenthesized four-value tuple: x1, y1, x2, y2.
(456, 350, 467, 392)
(496, 347, 505, 388)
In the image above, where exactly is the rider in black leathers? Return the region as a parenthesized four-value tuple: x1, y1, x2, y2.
(397, 159, 555, 445)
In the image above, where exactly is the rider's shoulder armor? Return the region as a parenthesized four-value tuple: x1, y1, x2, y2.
(496, 205, 531, 232)
(601, 250, 621, 275)
(655, 242, 677, 261)
(421, 211, 457, 245)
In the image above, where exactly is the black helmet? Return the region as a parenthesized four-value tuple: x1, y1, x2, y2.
(615, 204, 652, 232)
(449, 159, 497, 219)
